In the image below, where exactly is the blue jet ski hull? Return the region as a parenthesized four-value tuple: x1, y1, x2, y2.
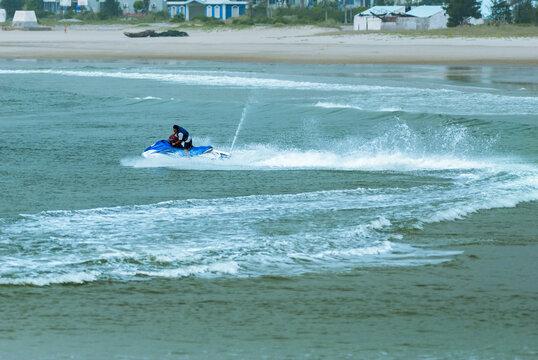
(142, 140, 229, 159)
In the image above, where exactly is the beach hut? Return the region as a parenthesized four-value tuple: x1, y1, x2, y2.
(12, 11, 39, 28)
(353, 6, 405, 31)
(0, 9, 6, 23)
(168, 0, 247, 21)
(400, 6, 448, 30)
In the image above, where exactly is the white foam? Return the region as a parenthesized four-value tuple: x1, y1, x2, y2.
(127, 120, 507, 172)
(306, 241, 394, 259)
(370, 216, 392, 230)
(0, 271, 99, 286)
(379, 107, 402, 112)
(124, 146, 495, 172)
(2, 166, 536, 285)
(0, 69, 396, 92)
(315, 102, 362, 110)
(457, 173, 480, 180)
(426, 187, 538, 224)
(2, 68, 536, 115)
(134, 96, 162, 100)
(137, 261, 239, 278)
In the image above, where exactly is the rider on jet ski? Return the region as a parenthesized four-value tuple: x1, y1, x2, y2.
(169, 124, 193, 157)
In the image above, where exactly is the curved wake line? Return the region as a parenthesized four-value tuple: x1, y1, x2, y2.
(0, 69, 433, 93)
(24, 177, 538, 223)
(2, 173, 537, 286)
(316, 102, 402, 113)
(2, 69, 537, 105)
(315, 98, 538, 116)
(0, 69, 505, 97)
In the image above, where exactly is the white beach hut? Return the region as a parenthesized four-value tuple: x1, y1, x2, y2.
(0, 9, 7, 23)
(353, 6, 406, 31)
(401, 6, 448, 30)
(12, 10, 39, 28)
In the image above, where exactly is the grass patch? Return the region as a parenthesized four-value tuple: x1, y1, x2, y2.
(317, 24, 538, 38)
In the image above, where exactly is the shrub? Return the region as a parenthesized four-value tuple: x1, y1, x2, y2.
(145, 10, 168, 21)
(274, 6, 345, 23)
(81, 11, 97, 21)
(232, 15, 254, 25)
(170, 13, 185, 23)
(191, 16, 225, 25)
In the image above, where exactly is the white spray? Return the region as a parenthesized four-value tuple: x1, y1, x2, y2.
(230, 99, 251, 153)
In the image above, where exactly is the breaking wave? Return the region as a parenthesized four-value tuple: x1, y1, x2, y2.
(1, 161, 537, 285)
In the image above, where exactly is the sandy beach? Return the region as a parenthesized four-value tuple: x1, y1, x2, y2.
(1, 25, 537, 64)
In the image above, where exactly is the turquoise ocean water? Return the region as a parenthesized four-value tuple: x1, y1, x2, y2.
(0, 60, 537, 359)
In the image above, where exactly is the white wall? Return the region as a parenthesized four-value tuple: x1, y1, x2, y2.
(12, 10, 38, 27)
(355, 12, 448, 31)
(395, 17, 417, 30)
(353, 15, 366, 30)
(353, 15, 382, 31)
(427, 11, 448, 29)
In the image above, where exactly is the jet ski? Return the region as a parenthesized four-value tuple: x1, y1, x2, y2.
(143, 140, 230, 159)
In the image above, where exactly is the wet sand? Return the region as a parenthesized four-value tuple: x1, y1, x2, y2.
(1, 26, 537, 64)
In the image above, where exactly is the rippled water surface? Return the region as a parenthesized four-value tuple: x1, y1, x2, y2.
(0, 60, 537, 359)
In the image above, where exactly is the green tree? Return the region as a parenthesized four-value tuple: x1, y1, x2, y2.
(420, 0, 444, 4)
(513, 0, 535, 24)
(490, 0, 512, 23)
(24, 0, 42, 11)
(376, 0, 394, 5)
(133, 0, 143, 13)
(444, 0, 482, 27)
(98, 0, 122, 19)
(1, 0, 25, 18)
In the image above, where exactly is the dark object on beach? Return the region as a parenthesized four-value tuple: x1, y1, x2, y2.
(124, 30, 155, 38)
(153, 30, 189, 37)
(123, 30, 188, 38)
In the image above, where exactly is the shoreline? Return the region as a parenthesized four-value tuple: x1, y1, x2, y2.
(1, 26, 537, 65)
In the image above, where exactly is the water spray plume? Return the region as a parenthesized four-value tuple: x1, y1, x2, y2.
(230, 99, 250, 153)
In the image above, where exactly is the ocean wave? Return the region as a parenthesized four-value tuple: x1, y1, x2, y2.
(315, 102, 363, 110)
(2, 69, 536, 103)
(0, 68, 499, 98)
(315, 102, 403, 113)
(133, 96, 162, 100)
(0, 271, 100, 286)
(2, 69, 535, 116)
(315, 96, 537, 115)
(0, 69, 408, 92)
(2, 163, 537, 286)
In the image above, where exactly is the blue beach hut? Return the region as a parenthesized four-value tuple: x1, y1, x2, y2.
(168, 0, 247, 21)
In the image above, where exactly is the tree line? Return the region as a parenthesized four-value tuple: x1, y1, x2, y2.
(2, 0, 538, 25)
